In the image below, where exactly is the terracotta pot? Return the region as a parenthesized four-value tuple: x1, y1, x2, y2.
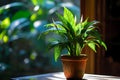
(61, 54, 88, 80)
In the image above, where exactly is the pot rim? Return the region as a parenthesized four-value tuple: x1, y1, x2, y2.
(61, 54, 88, 61)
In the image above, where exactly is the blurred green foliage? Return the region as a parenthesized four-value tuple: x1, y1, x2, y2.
(0, 0, 80, 79)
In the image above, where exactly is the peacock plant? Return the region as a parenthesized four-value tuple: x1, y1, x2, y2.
(44, 7, 107, 61)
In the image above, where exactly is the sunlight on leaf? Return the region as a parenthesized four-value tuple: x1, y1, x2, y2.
(31, 0, 45, 6)
(88, 42, 96, 53)
(3, 35, 8, 43)
(1, 17, 10, 28)
(30, 14, 37, 21)
(31, 0, 38, 5)
(64, 7, 75, 27)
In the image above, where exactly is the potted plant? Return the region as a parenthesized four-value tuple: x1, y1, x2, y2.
(43, 7, 107, 80)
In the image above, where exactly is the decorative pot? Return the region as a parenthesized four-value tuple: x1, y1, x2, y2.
(61, 54, 88, 80)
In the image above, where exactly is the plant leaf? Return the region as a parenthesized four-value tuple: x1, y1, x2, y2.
(56, 13, 75, 38)
(101, 41, 107, 50)
(54, 46, 61, 61)
(63, 7, 75, 27)
(88, 42, 96, 52)
(76, 42, 80, 56)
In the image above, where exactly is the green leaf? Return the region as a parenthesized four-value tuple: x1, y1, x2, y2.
(76, 42, 80, 56)
(101, 41, 107, 50)
(0, 8, 4, 14)
(81, 20, 98, 35)
(56, 13, 75, 38)
(31, 0, 44, 6)
(54, 46, 61, 61)
(56, 13, 69, 30)
(87, 30, 102, 41)
(3, 35, 8, 43)
(31, 0, 38, 5)
(30, 13, 37, 21)
(63, 7, 75, 27)
(88, 42, 96, 52)
(77, 36, 84, 49)
(12, 10, 31, 21)
(1, 17, 10, 28)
